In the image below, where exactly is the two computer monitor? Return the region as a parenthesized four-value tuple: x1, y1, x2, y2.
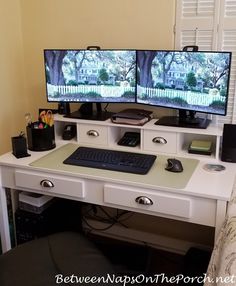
(44, 49, 232, 127)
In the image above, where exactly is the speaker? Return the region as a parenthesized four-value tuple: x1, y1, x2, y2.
(221, 124, 236, 163)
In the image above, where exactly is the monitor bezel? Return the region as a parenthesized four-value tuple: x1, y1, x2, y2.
(43, 48, 137, 104)
(136, 49, 232, 117)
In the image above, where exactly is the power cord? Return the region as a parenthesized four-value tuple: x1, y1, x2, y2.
(103, 103, 109, 112)
(81, 204, 134, 232)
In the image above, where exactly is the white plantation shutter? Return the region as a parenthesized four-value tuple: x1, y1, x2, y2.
(182, 0, 215, 16)
(218, 0, 236, 124)
(175, 0, 219, 50)
(175, 0, 236, 124)
(180, 30, 214, 50)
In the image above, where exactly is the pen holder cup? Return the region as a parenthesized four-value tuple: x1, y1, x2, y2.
(26, 125, 56, 151)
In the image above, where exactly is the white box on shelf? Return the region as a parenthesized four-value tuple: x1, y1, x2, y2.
(19, 191, 54, 214)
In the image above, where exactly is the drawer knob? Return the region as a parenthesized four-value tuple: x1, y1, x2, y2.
(87, 130, 99, 137)
(152, 137, 167, 144)
(135, 196, 153, 205)
(40, 179, 54, 188)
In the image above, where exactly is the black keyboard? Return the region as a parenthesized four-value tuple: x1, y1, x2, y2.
(63, 146, 156, 175)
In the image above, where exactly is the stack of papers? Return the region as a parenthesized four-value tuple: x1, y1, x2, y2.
(188, 140, 212, 155)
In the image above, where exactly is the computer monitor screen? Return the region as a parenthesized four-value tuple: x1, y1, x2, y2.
(44, 49, 136, 103)
(137, 50, 232, 128)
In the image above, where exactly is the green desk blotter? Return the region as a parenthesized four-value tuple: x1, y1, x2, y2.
(30, 143, 199, 190)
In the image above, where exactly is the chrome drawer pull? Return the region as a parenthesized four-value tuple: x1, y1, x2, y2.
(40, 180, 54, 188)
(152, 137, 167, 144)
(87, 130, 99, 137)
(135, 196, 153, 205)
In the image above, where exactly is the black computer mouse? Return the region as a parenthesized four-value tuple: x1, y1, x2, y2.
(165, 158, 183, 173)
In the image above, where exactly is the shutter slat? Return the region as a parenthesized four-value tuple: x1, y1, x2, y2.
(225, 0, 236, 17)
(181, 30, 213, 50)
(182, 0, 215, 17)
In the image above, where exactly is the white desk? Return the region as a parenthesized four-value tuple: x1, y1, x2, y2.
(0, 142, 235, 253)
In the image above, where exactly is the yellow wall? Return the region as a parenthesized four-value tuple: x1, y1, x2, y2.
(0, 0, 28, 154)
(20, 0, 176, 122)
(0, 0, 175, 154)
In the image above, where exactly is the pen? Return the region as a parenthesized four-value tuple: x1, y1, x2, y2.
(25, 113, 32, 126)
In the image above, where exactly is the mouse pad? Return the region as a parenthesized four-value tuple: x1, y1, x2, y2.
(30, 143, 199, 190)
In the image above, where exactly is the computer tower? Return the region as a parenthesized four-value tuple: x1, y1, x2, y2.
(15, 208, 52, 244)
(15, 199, 82, 245)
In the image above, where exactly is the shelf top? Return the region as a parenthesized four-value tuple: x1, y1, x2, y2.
(54, 114, 223, 135)
(145, 119, 223, 135)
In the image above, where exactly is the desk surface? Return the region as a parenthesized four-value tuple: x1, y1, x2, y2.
(30, 143, 198, 190)
(0, 143, 235, 201)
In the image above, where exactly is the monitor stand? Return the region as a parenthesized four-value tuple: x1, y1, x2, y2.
(155, 110, 211, 129)
(64, 103, 114, 121)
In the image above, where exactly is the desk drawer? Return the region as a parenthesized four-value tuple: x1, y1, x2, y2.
(143, 130, 177, 154)
(79, 124, 108, 146)
(15, 170, 85, 198)
(104, 184, 191, 218)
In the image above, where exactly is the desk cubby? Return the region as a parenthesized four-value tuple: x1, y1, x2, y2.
(53, 114, 223, 160)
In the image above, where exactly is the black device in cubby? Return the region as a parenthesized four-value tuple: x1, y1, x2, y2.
(117, 132, 140, 147)
(62, 124, 76, 140)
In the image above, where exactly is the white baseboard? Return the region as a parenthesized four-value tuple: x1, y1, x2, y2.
(82, 218, 211, 255)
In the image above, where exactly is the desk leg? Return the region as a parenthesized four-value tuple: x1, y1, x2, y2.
(214, 200, 227, 242)
(0, 186, 11, 252)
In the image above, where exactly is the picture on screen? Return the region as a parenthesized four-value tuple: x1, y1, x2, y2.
(44, 49, 136, 103)
(137, 50, 231, 115)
